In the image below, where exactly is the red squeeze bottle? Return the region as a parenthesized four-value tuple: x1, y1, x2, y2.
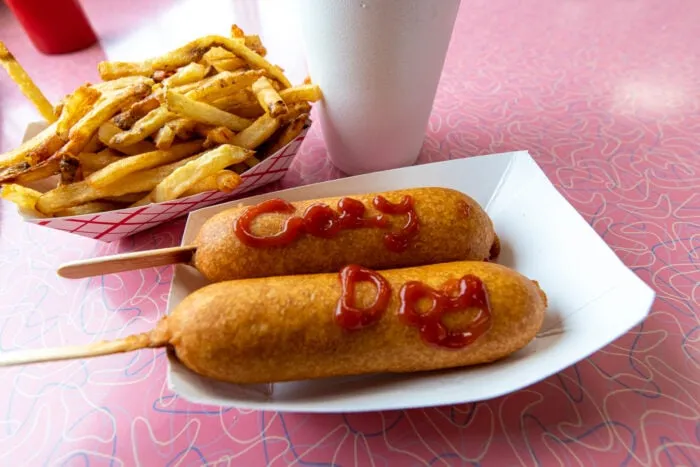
(5, 0, 98, 55)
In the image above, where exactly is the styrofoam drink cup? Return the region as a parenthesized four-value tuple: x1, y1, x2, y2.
(298, 0, 461, 175)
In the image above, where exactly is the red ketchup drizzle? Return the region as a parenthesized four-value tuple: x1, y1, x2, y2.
(233, 195, 418, 250)
(398, 275, 492, 349)
(335, 265, 391, 330)
(338, 197, 387, 229)
(233, 199, 304, 248)
(373, 195, 419, 252)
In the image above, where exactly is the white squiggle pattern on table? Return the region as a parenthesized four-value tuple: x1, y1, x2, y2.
(0, 0, 699, 464)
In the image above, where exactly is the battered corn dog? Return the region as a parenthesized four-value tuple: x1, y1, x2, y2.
(192, 187, 498, 282)
(155, 261, 546, 384)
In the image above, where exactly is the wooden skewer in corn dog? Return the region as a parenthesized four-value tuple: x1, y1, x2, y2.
(0, 261, 546, 385)
(58, 187, 500, 282)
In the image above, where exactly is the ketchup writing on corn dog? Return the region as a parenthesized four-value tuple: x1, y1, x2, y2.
(399, 274, 492, 349)
(335, 265, 391, 330)
(233, 195, 419, 252)
(333, 265, 493, 349)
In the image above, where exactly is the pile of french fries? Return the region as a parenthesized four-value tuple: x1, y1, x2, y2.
(0, 25, 321, 218)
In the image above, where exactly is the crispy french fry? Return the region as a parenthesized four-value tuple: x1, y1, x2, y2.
(230, 25, 245, 39)
(25, 132, 65, 165)
(242, 154, 261, 168)
(93, 76, 154, 92)
(59, 83, 152, 157)
(162, 62, 210, 87)
(154, 125, 176, 150)
(166, 90, 252, 131)
(97, 121, 157, 155)
(185, 69, 263, 103)
(0, 122, 58, 169)
(279, 84, 323, 104)
(14, 157, 61, 184)
(55, 201, 125, 217)
(259, 113, 308, 158)
(168, 118, 199, 140)
(281, 102, 312, 123)
(252, 76, 287, 117)
(201, 126, 236, 148)
(36, 155, 201, 214)
(83, 133, 104, 153)
(139, 144, 253, 204)
(0, 184, 45, 218)
(109, 106, 174, 146)
(211, 58, 246, 73)
(56, 85, 101, 138)
(0, 42, 55, 122)
(231, 113, 280, 149)
(78, 151, 122, 173)
(97, 36, 245, 80)
(86, 140, 204, 188)
(112, 95, 161, 130)
(182, 169, 241, 196)
(244, 35, 267, 57)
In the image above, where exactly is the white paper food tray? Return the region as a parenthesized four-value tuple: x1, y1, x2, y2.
(7, 121, 311, 242)
(165, 150, 656, 413)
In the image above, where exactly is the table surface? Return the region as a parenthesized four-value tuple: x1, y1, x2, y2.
(1, 0, 699, 465)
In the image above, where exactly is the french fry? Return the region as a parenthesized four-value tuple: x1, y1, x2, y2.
(231, 113, 280, 149)
(93, 76, 154, 92)
(138, 144, 253, 204)
(97, 36, 245, 80)
(279, 84, 323, 104)
(86, 140, 204, 188)
(244, 35, 267, 57)
(97, 122, 157, 155)
(211, 58, 247, 73)
(166, 89, 252, 131)
(154, 125, 176, 150)
(82, 133, 103, 153)
(109, 106, 174, 146)
(185, 69, 263, 103)
(56, 85, 102, 138)
(14, 157, 61, 184)
(0, 122, 58, 169)
(201, 126, 236, 148)
(36, 155, 201, 214)
(0, 184, 45, 218)
(168, 118, 199, 140)
(112, 95, 160, 130)
(59, 83, 152, 157)
(0, 42, 55, 122)
(202, 47, 247, 71)
(25, 132, 65, 166)
(162, 62, 210, 87)
(259, 113, 308, 158)
(242, 154, 261, 168)
(182, 169, 241, 196)
(252, 76, 287, 117)
(78, 151, 122, 173)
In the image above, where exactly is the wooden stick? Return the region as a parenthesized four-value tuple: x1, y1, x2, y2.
(57, 245, 197, 279)
(0, 330, 167, 367)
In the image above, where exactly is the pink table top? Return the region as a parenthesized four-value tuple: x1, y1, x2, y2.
(1, 0, 699, 465)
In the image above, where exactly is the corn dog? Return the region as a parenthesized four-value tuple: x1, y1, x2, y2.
(0, 261, 547, 385)
(192, 187, 498, 282)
